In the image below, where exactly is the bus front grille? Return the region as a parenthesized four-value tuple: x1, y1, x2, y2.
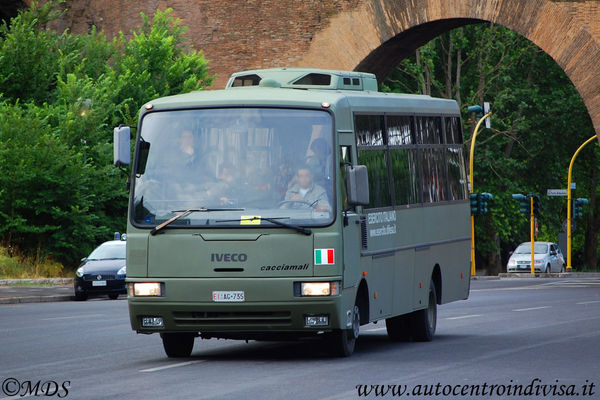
(172, 311, 292, 326)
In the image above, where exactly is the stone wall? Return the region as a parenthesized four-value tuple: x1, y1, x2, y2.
(15, 0, 600, 136)
(38, 0, 600, 90)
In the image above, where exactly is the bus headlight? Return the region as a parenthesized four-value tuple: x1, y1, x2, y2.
(296, 281, 339, 296)
(129, 282, 163, 296)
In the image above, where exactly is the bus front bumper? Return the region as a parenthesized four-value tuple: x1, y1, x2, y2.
(127, 277, 350, 336)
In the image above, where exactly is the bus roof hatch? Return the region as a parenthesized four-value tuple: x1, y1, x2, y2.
(227, 68, 378, 92)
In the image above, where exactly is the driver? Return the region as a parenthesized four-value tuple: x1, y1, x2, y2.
(284, 166, 330, 212)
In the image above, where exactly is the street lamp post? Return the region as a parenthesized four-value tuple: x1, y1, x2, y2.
(566, 135, 598, 271)
(468, 106, 492, 276)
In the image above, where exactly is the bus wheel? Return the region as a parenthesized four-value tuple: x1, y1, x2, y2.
(161, 332, 195, 358)
(385, 314, 411, 341)
(411, 280, 437, 342)
(328, 303, 360, 357)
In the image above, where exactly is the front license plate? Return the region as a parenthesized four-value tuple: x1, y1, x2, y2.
(92, 280, 107, 287)
(212, 291, 245, 302)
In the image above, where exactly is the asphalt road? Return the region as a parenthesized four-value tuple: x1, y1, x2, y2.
(1, 278, 599, 400)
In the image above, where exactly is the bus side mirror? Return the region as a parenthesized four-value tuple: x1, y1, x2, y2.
(345, 165, 369, 206)
(114, 125, 131, 167)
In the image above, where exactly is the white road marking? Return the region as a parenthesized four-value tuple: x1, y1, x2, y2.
(576, 300, 600, 305)
(41, 314, 105, 321)
(446, 314, 481, 320)
(513, 306, 551, 312)
(140, 360, 204, 372)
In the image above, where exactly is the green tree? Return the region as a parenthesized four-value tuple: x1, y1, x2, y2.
(384, 23, 598, 273)
(0, 1, 213, 269)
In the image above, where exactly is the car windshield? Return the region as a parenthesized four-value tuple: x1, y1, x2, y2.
(514, 243, 548, 255)
(132, 108, 334, 228)
(87, 243, 126, 260)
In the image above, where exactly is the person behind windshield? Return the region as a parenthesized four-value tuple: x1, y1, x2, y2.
(305, 137, 331, 186)
(217, 165, 241, 206)
(179, 129, 197, 166)
(284, 166, 330, 212)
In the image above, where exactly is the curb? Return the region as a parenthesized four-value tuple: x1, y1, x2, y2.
(498, 272, 600, 278)
(471, 276, 501, 280)
(0, 295, 73, 305)
(0, 278, 73, 286)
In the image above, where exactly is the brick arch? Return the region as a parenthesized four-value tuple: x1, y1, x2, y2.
(296, 0, 600, 140)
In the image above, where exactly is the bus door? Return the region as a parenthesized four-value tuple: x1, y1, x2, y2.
(340, 145, 363, 291)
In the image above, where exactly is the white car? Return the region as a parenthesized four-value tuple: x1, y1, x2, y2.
(507, 242, 566, 273)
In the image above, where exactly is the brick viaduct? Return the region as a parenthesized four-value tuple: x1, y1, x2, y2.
(6, 0, 600, 139)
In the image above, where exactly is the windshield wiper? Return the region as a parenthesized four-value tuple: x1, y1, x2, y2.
(216, 216, 312, 236)
(150, 207, 245, 236)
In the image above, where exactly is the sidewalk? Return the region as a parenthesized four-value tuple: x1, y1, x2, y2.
(0, 278, 73, 304)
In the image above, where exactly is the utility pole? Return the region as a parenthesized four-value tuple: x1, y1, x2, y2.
(566, 135, 597, 271)
(467, 105, 492, 276)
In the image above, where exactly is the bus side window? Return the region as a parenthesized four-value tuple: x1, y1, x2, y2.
(355, 114, 391, 208)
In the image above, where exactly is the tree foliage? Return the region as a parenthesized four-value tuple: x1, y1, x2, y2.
(0, 1, 213, 267)
(383, 23, 599, 272)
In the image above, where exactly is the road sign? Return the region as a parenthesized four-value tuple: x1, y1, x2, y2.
(547, 189, 568, 196)
(484, 102, 491, 129)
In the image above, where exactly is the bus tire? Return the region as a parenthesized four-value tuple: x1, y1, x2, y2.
(410, 280, 437, 342)
(161, 332, 195, 358)
(385, 314, 411, 341)
(328, 303, 360, 357)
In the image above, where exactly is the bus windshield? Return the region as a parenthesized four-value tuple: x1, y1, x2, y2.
(132, 108, 334, 228)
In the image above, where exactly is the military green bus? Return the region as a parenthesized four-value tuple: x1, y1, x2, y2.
(113, 68, 471, 357)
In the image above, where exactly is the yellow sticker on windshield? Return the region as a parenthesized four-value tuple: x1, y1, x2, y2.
(240, 215, 261, 225)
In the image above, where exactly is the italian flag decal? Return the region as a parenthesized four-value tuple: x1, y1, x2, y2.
(314, 249, 335, 265)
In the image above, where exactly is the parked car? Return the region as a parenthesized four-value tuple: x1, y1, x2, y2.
(506, 242, 565, 273)
(74, 239, 126, 300)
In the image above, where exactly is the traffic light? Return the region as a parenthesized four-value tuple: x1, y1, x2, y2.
(470, 192, 494, 215)
(573, 198, 589, 218)
(470, 193, 480, 215)
(532, 194, 541, 217)
(512, 194, 530, 214)
(467, 105, 483, 118)
(479, 193, 493, 215)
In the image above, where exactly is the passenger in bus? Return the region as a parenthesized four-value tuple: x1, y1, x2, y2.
(305, 138, 331, 187)
(283, 166, 330, 212)
(274, 161, 295, 198)
(178, 129, 197, 167)
(217, 165, 241, 206)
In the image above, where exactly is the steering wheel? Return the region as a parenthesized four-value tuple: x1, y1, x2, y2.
(277, 200, 314, 208)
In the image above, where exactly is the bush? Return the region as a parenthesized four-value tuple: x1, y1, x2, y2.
(0, 1, 212, 269)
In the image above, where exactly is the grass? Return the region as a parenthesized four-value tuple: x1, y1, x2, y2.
(0, 245, 68, 279)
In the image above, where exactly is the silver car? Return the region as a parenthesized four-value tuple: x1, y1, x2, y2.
(507, 242, 566, 273)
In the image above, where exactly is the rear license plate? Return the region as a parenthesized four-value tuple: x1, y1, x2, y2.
(92, 280, 107, 287)
(212, 291, 245, 302)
